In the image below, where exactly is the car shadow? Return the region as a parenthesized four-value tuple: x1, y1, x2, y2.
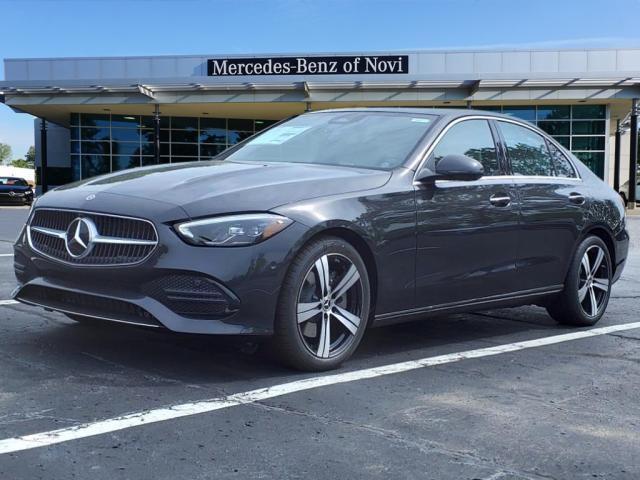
(18, 305, 559, 389)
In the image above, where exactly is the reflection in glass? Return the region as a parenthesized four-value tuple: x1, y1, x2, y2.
(538, 121, 570, 136)
(572, 105, 605, 119)
(572, 137, 605, 151)
(111, 142, 141, 156)
(112, 155, 141, 171)
(572, 121, 605, 135)
(111, 128, 140, 142)
(499, 121, 554, 176)
(81, 127, 110, 141)
(537, 106, 570, 120)
(81, 155, 110, 177)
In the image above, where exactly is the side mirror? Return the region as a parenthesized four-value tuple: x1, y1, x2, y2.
(416, 154, 484, 182)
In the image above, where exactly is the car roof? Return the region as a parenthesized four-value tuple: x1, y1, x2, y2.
(307, 107, 520, 122)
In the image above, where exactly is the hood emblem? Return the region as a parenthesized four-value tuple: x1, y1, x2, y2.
(86, 194, 96, 201)
(65, 217, 97, 259)
(8, 191, 16, 197)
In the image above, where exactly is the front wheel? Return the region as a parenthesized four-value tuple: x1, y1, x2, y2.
(547, 236, 612, 326)
(273, 236, 371, 371)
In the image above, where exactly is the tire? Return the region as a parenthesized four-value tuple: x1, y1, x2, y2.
(547, 236, 612, 326)
(273, 236, 371, 371)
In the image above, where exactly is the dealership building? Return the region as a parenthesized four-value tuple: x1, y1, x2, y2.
(1, 47, 639, 199)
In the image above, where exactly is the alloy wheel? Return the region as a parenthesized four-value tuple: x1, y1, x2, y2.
(296, 253, 364, 359)
(578, 245, 610, 318)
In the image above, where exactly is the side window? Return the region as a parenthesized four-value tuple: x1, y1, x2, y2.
(429, 120, 500, 175)
(548, 142, 577, 178)
(498, 121, 554, 176)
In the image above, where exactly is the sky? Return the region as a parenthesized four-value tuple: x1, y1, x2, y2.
(1, 0, 640, 159)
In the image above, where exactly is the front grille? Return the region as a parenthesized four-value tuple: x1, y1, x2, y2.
(16, 285, 162, 327)
(28, 208, 158, 266)
(143, 274, 240, 318)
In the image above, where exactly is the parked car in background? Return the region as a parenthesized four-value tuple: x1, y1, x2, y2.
(0, 177, 34, 205)
(12, 109, 629, 371)
(618, 177, 640, 206)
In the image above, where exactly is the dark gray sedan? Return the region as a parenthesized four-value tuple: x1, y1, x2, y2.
(13, 109, 629, 370)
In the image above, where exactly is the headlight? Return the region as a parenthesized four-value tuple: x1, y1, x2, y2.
(175, 213, 293, 247)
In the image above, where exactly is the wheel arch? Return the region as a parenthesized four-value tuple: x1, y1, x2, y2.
(581, 224, 616, 273)
(294, 224, 379, 318)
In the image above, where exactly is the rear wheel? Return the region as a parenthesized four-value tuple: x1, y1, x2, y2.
(547, 236, 612, 326)
(273, 236, 371, 371)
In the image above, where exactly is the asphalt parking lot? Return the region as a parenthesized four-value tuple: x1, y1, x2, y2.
(0, 205, 638, 480)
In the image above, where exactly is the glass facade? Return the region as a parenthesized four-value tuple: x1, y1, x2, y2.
(70, 105, 607, 181)
(475, 104, 607, 178)
(70, 113, 277, 181)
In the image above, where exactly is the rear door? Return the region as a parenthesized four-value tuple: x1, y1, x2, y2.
(495, 120, 586, 291)
(414, 118, 520, 308)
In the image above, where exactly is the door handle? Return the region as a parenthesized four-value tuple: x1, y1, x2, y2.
(489, 193, 511, 207)
(568, 192, 585, 205)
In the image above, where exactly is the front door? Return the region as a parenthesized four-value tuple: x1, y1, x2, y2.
(414, 118, 520, 309)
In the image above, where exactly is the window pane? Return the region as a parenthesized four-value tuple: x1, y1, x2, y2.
(141, 157, 158, 167)
(572, 137, 605, 150)
(111, 142, 141, 156)
(553, 136, 570, 149)
(81, 127, 110, 141)
(141, 130, 155, 143)
(430, 120, 500, 175)
(111, 115, 140, 128)
(573, 151, 604, 178)
(111, 128, 140, 142)
(474, 106, 502, 112)
(70, 141, 81, 154)
(172, 130, 198, 143)
(200, 144, 226, 159)
(159, 130, 170, 142)
(200, 117, 226, 129)
(537, 121, 570, 136)
(70, 127, 80, 141)
(572, 105, 605, 119)
(141, 142, 154, 156)
(254, 119, 277, 131)
(228, 118, 254, 131)
(160, 156, 171, 164)
(171, 143, 198, 156)
(71, 155, 81, 181)
(81, 114, 110, 127)
(200, 128, 227, 144)
(160, 143, 170, 156)
(171, 117, 197, 130)
(499, 121, 554, 176)
(536, 105, 570, 120)
(82, 141, 111, 155)
(228, 130, 254, 144)
(171, 156, 198, 163)
(81, 155, 110, 178)
(572, 121, 605, 135)
(502, 107, 536, 122)
(547, 142, 576, 178)
(70, 113, 81, 126)
(112, 155, 141, 171)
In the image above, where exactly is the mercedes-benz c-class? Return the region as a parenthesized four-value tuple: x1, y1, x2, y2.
(13, 109, 630, 370)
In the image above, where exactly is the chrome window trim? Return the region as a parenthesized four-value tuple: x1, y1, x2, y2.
(27, 207, 159, 268)
(410, 114, 582, 183)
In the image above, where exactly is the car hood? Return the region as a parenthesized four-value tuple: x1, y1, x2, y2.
(44, 161, 391, 219)
(0, 184, 31, 192)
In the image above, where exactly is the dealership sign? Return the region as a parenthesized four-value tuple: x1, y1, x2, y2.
(207, 55, 409, 76)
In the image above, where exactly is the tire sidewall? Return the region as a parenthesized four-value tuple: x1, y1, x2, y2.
(563, 236, 612, 325)
(275, 237, 371, 371)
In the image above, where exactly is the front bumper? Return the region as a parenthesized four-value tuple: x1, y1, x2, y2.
(13, 205, 309, 335)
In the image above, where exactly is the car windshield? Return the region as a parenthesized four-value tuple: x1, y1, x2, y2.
(222, 111, 438, 170)
(0, 177, 28, 186)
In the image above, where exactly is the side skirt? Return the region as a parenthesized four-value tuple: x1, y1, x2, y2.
(372, 285, 564, 327)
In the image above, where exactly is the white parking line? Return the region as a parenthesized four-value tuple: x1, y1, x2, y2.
(0, 300, 18, 306)
(0, 254, 13, 257)
(0, 321, 638, 455)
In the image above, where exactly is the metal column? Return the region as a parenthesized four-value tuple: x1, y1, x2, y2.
(613, 119, 621, 193)
(629, 99, 638, 208)
(40, 119, 48, 194)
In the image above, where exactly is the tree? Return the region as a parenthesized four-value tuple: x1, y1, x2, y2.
(25, 146, 35, 166)
(0, 143, 12, 165)
(10, 159, 32, 169)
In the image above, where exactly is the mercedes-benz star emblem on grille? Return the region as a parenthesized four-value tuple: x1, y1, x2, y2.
(64, 217, 96, 258)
